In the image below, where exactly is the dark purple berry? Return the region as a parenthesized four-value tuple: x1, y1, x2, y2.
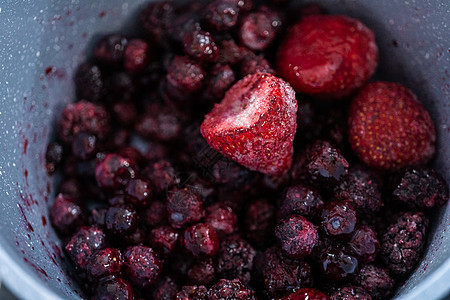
(150, 225, 179, 256)
(74, 63, 105, 102)
(50, 193, 84, 235)
(93, 34, 128, 66)
(348, 226, 379, 264)
(240, 54, 275, 77)
(105, 206, 139, 236)
(354, 265, 394, 299)
(205, 0, 240, 31)
(279, 185, 324, 220)
(87, 248, 123, 278)
(319, 244, 358, 281)
(321, 201, 357, 238)
(123, 245, 163, 288)
(183, 223, 220, 257)
(330, 286, 372, 300)
(144, 200, 167, 227)
(203, 64, 236, 101)
(187, 258, 215, 285)
(143, 159, 180, 194)
(124, 39, 151, 74)
(125, 178, 153, 208)
(177, 285, 208, 300)
(205, 203, 238, 237)
(152, 276, 179, 300)
(72, 132, 98, 160)
(65, 226, 106, 271)
(93, 277, 134, 300)
(183, 29, 219, 63)
(207, 279, 255, 300)
(167, 187, 204, 229)
(95, 154, 137, 190)
(139, 1, 174, 45)
(112, 101, 137, 127)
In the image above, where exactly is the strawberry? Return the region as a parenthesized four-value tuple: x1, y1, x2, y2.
(200, 72, 297, 176)
(276, 15, 378, 100)
(348, 82, 436, 170)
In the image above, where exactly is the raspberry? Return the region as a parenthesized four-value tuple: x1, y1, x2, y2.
(282, 288, 330, 300)
(58, 100, 110, 144)
(333, 166, 382, 216)
(348, 82, 436, 170)
(87, 248, 123, 278)
(207, 279, 256, 300)
(105, 206, 139, 237)
(278, 185, 324, 220)
(201, 73, 297, 176)
(318, 244, 358, 281)
(216, 235, 256, 283)
(123, 39, 151, 74)
(239, 6, 282, 51)
(177, 285, 208, 300)
(330, 286, 372, 300)
(205, 203, 238, 237)
(262, 247, 313, 297)
(50, 193, 84, 235)
(149, 225, 180, 256)
(183, 29, 219, 63)
(380, 211, 428, 275)
(347, 225, 379, 264)
(276, 15, 378, 99)
(187, 258, 215, 285)
(167, 187, 204, 229)
(354, 265, 394, 299)
(205, 0, 240, 31)
(123, 245, 163, 288)
(321, 201, 357, 238)
(93, 34, 128, 66)
(93, 277, 134, 300)
(65, 226, 106, 271)
(74, 63, 105, 102)
(275, 215, 318, 259)
(95, 154, 137, 190)
(393, 168, 448, 209)
(182, 223, 220, 257)
(244, 199, 275, 247)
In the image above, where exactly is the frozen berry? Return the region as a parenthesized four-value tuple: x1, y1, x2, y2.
(239, 6, 282, 51)
(124, 39, 151, 74)
(319, 244, 358, 281)
(393, 168, 448, 209)
(143, 160, 180, 194)
(187, 258, 215, 285)
(104, 71, 136, 102)
(298, 3, 326, 16)
(125, 178, 153, 208)
(167, 187, 204, 229)
(240, 54, 275, 77)
(123, 245, 163, 288)
(165, 55, 206, 99)
(207, 279, 255, 300)
(74, 63, 105, 102)
(216, 235, 256, 283)
(201, 73, 297, 176)
(177, 285, 208, 300)
(105, 206, 139, 236)
(278, 185, 324, 220)
(183, 29, 219, 63)
(95, 154, 137, 190)
(152, 276, 179, 300)
(380, 211, 428, 275)
(72, 132, 98, 160)
(321, 201, 357, 238)
(93, 277, 134, 300)
(139, 1, 174, 45)
(203, 64, 236, 101)
(334, 167, 382, 216)
(330, 286, 372, 300)
(354, 265, 394, 299)
(183, 223, 220, 257)
(305, 140, 349, 187)
(144, 201, 167, 227)
(217, 39, 252, 65)
(244, 199, 275, 246)
(150, 225, 179, 256)
(348, 225, 379, 264)
(50, 193, 84, 235)
(275, 215, 318, 259)
(45, 142, 64, 174)
(87, 248, 123, 278)
(205, 0, 240, 31)
(277, 15, 378, 99)
(59, 100, 110, 144)
(93, 34, 128, 66)
(282, 288, 330, 300)
(205, 203, 238, 236)
(262, 247, 313, 297)
(65, 226, 106, 271)
(348, 82, 436, 170)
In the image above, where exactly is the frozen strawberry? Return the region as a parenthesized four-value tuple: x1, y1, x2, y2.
(276, 15, 378, 99)
(348, 82, 436, 170)
(200, 73, 297, 176)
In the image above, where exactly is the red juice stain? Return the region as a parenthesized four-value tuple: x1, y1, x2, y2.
(23, 258, 49, 278)
(24, 169, 28, 186)
(27, 234, 31, 240)
(21, 250, 25, 254)
(66, 10, 72, 16)
(18, 204, 34, 232)
(57, 278, 62, 282)
(82, 32, 87, 38)
(99, 11, 106, 18)
(45, 67, 54, 75)
(23, 139, 28, 154)
(33, 133, 37, 143)
(42, 216, 47, 226)
(15, 241, 20, 246)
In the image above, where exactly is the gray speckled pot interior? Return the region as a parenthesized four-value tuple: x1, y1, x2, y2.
(0, 1, 448, 299)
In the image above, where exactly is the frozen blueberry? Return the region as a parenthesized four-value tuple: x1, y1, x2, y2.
(348, 225, 379, 264)
(149, 225, 180, 256)
(87, 248, 123, 278)
(167, 187, 204, 229)
(205, 203, 238, 237)
(321, 201, 357, 238)
(182, 223, 220, 257)
(123, 245, 163, 288)
(278, 184, 324, 220)
(50, 193, 85, 235)
(318, 244, 358, 281)
(105, 205, 139, 237)
(92, 276, 134, 300)
(95, 154, 137, 190)
(65, 226, 106, 271)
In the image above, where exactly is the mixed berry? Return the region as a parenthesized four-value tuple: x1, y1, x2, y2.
(45, 0, 448, 299)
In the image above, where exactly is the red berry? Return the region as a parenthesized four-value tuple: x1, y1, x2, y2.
(348, 225, 379, 264)
(95, 154, 137, 190)
(201, 73, 297, 175)
(65, 226, 106, 271)
(205, 203, 238, 237)
(276, 15, 378, 99)
(123, 245, 163, 288)
(348, 82, 436, 170)
(50, 193, 84, 235)
(87, 248, 123, 278)
(167, 187, 204, 229)
(321, 201, 357, 238)
(125, 178, 154, 208)
(282, 288, 330, 300)
(182, 223, 220, 257)
(318, 244, 358, 281)
(149, 225, 179, 256)
(124, 39, 151, 74)
(183, 29, 219, 63)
